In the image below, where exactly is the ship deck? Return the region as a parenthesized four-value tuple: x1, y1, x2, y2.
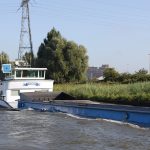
(20, 92, 150, 114)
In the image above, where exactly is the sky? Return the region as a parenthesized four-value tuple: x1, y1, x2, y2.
(0, 0, 150, 73)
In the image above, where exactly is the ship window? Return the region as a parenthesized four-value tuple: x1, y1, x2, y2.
(22, 70, 38, 78)
(29, 70, 38, 77)
(11, 90, 19, 96)
(39, 71, 44, 78)
(22, 70, 28, 77)
(16, 70, 21, 77)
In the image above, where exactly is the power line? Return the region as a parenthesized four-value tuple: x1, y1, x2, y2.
(1, 0, 150, 29)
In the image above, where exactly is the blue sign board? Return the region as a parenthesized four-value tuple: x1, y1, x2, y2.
(2, 64, 12, 73)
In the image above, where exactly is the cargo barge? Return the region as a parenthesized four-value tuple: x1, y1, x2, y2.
(0, 64, 150, 127)
(17, 91, 150, 127)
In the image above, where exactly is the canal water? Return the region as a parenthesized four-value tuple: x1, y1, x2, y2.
(0, 110, 149, 150)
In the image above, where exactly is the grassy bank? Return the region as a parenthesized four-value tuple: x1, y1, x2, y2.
(54, 82, 150, 107)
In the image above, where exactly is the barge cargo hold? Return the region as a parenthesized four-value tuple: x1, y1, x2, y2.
(18, 92, 150, 127)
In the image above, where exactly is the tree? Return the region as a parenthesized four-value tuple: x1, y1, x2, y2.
(135, 68, 148, 75)
(0, 51, 10, 80)
(117, 73, 132, 83)
(103, 68, 119, 82)
(133, 68, 149, 82)
(0, 51, 9, 65)
(36, 28, 88, 83)
(22, 52, 35, 67)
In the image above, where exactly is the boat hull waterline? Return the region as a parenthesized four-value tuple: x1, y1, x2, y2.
(18, 100, 150, 127)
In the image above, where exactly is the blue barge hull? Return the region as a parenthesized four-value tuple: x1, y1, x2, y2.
(18, 100, 150, 127)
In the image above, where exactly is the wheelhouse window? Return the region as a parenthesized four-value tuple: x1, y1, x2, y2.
(16, 70, 21, 77)
(22, 70, 38, 78)
(22, 70, 28, 77)
(29, 70, 38, 77)
(14, 68, 46, 79)
(39, 70, 44, 78)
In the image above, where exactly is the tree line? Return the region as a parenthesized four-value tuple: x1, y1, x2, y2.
(103, 67, 150, 83)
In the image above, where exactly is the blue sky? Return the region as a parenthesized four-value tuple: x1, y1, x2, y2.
(0, 0, 150, 73)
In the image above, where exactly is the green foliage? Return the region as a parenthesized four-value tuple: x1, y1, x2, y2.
(0, 51, 10, 80)
(0, 51, 9, 65)
(54, 82, 150, 106)
(102, 67, 150, 83)
(22, 52, 35, 67)
(36, 28, 88, 83)
(117, 73, 132, 83)
(103, 68, 119, 82)
(135, 68, 148, 75)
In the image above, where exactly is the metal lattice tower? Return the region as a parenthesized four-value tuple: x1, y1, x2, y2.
(18, 0, 33, 62)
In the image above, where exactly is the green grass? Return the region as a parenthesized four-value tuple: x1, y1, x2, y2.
(54, 82, 150, 106)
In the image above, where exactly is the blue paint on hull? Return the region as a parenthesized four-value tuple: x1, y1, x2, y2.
(18, 100, 150, 127)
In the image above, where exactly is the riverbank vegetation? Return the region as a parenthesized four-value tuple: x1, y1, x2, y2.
(103, 67, 150, 83)
(54, 82, 150, 107)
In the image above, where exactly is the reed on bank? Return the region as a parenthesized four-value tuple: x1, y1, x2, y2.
(54, 82, 150, 106)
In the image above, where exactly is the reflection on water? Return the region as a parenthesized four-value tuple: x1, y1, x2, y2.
(0, 110, 149, 150)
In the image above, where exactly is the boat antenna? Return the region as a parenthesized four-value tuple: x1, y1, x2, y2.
(18, 0, 34, 66)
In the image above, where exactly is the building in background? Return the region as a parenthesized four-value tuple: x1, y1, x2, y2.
(87, 64, 109, 80)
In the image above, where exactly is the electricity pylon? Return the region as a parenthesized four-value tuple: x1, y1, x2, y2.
(18, 0, 33, 65)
